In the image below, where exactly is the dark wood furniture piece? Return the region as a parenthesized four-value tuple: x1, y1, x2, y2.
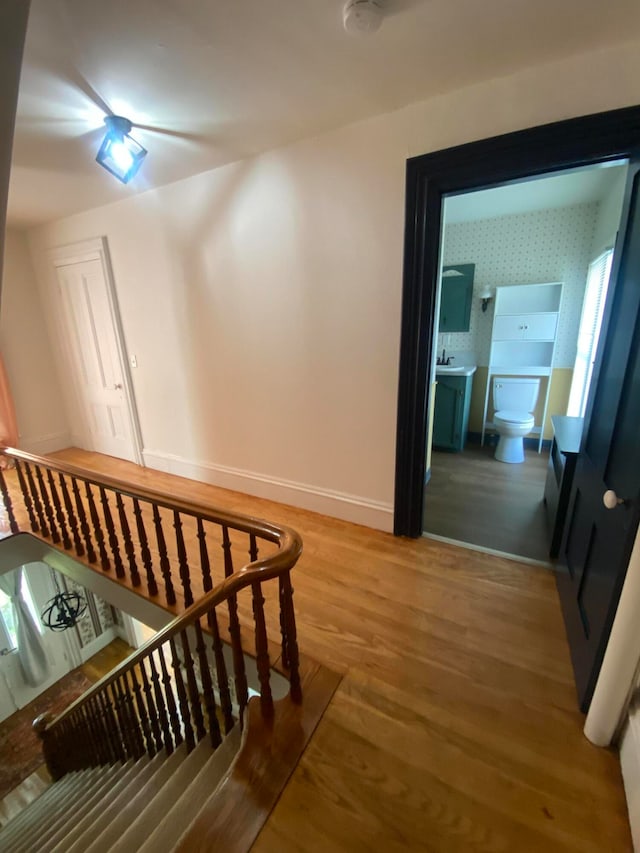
(544, 415, 583, 557)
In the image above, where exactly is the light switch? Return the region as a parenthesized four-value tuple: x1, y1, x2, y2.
(130, 355, 138, 368)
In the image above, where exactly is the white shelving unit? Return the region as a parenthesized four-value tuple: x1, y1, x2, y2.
(481, 282, 563, 452)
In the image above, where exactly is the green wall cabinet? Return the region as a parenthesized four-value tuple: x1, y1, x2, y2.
(433, 373, 473, 452)
(439, 263, 475, 332)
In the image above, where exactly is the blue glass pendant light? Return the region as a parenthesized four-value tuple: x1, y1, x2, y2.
(96, 115, 147, 184)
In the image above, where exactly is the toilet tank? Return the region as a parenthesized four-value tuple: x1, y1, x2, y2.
(493, 377, 540, 412)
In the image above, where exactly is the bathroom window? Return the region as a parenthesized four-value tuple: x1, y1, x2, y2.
(567, 249, 614, 418)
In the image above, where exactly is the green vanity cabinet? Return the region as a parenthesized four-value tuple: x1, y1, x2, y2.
(439, 263, 475, 332)
(433, 373, 473, 451)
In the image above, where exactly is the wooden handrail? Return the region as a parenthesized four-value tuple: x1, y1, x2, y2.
(0, 447, 304, 780)
(46, 538, 301, 730)
(1, 447, 285, 541)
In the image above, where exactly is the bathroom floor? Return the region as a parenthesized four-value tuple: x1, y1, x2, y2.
(423, 441, 551, 561)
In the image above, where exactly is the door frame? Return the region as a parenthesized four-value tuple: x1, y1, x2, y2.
(394, 104, 640, 537)
(47, 236, 144, 466)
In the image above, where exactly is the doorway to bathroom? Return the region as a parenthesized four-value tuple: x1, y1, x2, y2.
(422, 162, 627, 562)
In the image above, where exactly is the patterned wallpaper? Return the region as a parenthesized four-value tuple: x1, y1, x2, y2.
(439, 202, 598, 368)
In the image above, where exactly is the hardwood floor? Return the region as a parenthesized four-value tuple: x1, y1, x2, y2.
(425, 442, 551, 561)
(25, 450, 633, 850)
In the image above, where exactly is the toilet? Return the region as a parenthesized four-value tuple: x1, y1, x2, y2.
(492, 377, 540, 463)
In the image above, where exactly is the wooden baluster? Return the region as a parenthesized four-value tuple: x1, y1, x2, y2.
(72, 477, 96, 562)
(0, 468, 19, 534)
(121, 672, 145, 758)
(252, 581, 274, 716)
(110, 679, 134, 758)
(35, 465, 59, 543)
(86, 482, 110, 570)
(249, 533, 259, 562)
(173, 511, 193, 606)
(24, 462, 49, 537)
(139, 661, 164, 754)
(180, 629, 206, 742)
(34, 465, 60, 545)
(116, 494, 141, 587)
(169, 637, 195, 751)
(15, 460, 38, 532)
(197, 518, 212, 592)
(79, 703, 100, 765)
(59, 473, 84, 556)
(87, 696, 111, 764)
(194, 618, 222, 747)
(281, 570, 302, 702)
(157, 645, 183, 750)
(68, 718, 84, 771)
(133, 499, 158, 595)
(98, 691, 125, 762)
(207, 607, 235, 734)
(79, 706, 100, 767)
(34, 713, 65, 780)
(279, 574, 290, 669)
(47, 470, 71, 549)
(222, 526, 249, 722)
(147, 652, 174, 753)
(98, 697, 117, 763)
(152, 505, 176, 605)
(100, 486, 125, 578)
(127, 667, 153, 756)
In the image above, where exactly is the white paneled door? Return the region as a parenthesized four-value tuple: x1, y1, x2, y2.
(52, 242, 140, 463)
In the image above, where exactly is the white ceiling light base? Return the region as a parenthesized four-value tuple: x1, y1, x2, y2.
(343, 0, 384, 35)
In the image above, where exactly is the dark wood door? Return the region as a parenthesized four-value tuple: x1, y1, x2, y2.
(557, 161, 640, 711)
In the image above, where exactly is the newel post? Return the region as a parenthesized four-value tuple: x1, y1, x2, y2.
(33, 712, 66, 781)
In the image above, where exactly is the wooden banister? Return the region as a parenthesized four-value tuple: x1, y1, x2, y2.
(0, 447, 303, 781)
(2, 447, 284, 541)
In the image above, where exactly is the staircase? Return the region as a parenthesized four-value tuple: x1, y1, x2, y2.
(0, 729, 241, 853)
(0, 447, 335, 852)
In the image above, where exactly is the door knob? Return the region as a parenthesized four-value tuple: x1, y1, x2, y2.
(114, 383, 123, 390)
(603, 490, 626, 509)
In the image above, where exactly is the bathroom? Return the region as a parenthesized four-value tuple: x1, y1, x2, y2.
(422, 163, 628, 562)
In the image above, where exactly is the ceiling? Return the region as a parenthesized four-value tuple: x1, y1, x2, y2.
(8, 0, 640, 226)
(444, 163, 628, 224)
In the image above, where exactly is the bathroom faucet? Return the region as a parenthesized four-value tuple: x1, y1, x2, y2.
(436, 349, 454, 366)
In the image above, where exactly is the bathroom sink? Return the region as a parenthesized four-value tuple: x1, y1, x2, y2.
(436, 365, 477, 376)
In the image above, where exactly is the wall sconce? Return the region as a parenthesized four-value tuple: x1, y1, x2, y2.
(480, 288, 493, 313)
(96, 115, 147, 184)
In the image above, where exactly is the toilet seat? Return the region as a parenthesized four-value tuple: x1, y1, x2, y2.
(494, 409, 535, 428)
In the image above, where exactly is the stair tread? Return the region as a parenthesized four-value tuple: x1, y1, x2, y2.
(0, 771, 81, 845)
(46, 758, 147, 853)
(2, 768, 105, 853)
(82, 744, 190, 853)
(139, 727, 242, 853)
(37, 762, 128, 853)
(109, 739, 215, 853)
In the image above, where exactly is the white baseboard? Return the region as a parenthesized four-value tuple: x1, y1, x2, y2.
(620, 705, 640, 851)
(19, 430, 72, 455)
(142, 449, 394, 532)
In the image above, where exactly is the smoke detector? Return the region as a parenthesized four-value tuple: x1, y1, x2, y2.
(343, 0, 384, 35)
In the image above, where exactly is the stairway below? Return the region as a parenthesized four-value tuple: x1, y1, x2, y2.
(0, 729, 240, 853)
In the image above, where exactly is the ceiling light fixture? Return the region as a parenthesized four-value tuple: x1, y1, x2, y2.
(343, 0, 384, 35)
(96, 115, 147, 184)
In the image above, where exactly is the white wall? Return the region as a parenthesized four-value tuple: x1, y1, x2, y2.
(26, 38, 640, 531)
(1, 229, 70, 453)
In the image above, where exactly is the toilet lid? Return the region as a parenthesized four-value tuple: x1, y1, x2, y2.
(495, 409, 534, 425)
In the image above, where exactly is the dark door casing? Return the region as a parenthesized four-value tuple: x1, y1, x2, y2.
(395, 106, 640, 710)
